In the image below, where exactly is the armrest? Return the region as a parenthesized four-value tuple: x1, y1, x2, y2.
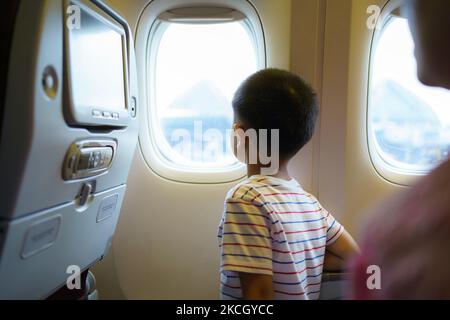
(319, 272, 351, 300)
(321, 271, 351, 282)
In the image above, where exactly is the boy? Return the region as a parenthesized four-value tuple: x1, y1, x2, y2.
(218, 69, 359, 300)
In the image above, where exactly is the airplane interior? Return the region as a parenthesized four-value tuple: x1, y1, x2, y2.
(1, 0, 450, 302)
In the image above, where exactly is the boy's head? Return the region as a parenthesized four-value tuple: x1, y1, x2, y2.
(232, 68, 318, 160)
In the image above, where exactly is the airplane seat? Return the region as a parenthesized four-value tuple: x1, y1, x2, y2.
(46, 270, 98, 300)
(0, 0, 139, 299)
(85, 270, 99, 300)
(0, 1, 21, 135)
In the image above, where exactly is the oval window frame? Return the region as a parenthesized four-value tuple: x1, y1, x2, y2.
(135, 0, 266, 184)
(366, 0, 433, 186)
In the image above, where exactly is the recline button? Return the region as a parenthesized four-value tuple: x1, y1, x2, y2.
(79, 182, 93, 207)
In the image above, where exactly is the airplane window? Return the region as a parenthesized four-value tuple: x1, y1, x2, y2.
(369, 16, 450, 175)
(150, 21, 259, 171)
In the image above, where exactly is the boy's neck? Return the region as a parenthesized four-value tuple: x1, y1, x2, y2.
(247, 161, 291, 181)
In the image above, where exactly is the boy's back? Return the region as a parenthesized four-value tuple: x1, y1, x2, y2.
(218, 175, 344, 300)
(219, 68, 357, 299)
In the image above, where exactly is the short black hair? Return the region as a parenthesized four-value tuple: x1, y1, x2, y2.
(232, 68, 318, 158)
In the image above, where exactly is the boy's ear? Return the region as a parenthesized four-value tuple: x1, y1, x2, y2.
(231, 122, 247, 164)
(233, 123, 244, 131)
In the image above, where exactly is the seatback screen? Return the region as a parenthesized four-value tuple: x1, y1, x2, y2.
(68, 7, 126, 111)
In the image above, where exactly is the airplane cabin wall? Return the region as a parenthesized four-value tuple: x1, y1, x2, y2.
(92, 0, 405, 299)
(343, 0, 406, 234)
(93, 0, 293, 299)
(288, 0, 325, 198)
(300, 0, 405, 235)
(291, 0, 406, 235)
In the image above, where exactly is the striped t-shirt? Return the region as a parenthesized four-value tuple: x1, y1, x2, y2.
(218, 175, 344, 300)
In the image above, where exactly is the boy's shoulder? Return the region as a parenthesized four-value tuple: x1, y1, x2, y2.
(226, 176, 265, 202)
(226, 175, 303, 203)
